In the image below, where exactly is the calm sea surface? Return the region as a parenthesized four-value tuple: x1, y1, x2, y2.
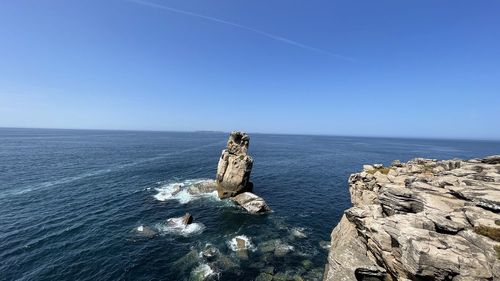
(1, 128, 499, 281)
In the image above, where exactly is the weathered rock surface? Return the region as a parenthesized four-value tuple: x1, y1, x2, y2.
(215, 131, 271, 213)
(324, 156, 500, 281)
(231, 192, 271, 214)
(216, 131, 254, 198)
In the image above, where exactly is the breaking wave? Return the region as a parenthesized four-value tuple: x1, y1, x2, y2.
(227, 235, 256, 252)
(153, 179, 218, 204)
(155, 221, 205, 237)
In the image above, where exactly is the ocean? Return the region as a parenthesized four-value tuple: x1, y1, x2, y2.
(1, 128, 499, 281)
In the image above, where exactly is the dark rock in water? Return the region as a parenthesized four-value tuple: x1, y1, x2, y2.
(201, 244, 219, 262)
(182, 213, 193, 225)
(171, 184, 182, 196)
(216, 131, 254, 198)
(231, 192, 271, 214)
(167, 213, 193, 227)
(273, 242, 293, 257)
(482, 155, 500, 164)
(232, 236, 250, 260)
(323, 156, 500, 281)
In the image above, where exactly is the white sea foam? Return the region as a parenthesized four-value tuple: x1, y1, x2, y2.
(190, 263, 215, 280)
(227, 235, 256, 252)
(155, 220, 205, 237)
(137, 225, 144, 232)
(153, 179, 218, 204)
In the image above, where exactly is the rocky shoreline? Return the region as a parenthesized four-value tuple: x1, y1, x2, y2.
(323, 156, 500, 281)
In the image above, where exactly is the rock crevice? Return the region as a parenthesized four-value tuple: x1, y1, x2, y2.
(324, 156, 500, 281)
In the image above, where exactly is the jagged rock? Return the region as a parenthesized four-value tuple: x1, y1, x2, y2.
(231, 192, 271, 214)
(324, 156, 500, 281)
(167, 213, 193, 226)
(216, 131, 254, 198)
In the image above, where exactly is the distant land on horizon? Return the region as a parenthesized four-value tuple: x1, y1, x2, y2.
(2, 126, 499, 142)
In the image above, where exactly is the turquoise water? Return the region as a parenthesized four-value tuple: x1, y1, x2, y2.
(1, 128, 499, 281)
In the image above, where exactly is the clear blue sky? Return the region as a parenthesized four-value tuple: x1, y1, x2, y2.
(1, 0, 499, 139)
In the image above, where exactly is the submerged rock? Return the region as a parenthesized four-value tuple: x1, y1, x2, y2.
(274, 242, 294, 257)
(231, 192, 271, 214)
(133, 225, 157, 238)
(189, 264, 215, 281)
(258, 239, 280, 253)
(290, 227, 307, 239)
(318, 240, 331, 250)
(201, 244, 220, 262)
(323, 156, 500, 281)
(216, 131, 254, 198)
(255, 272, 273, 281)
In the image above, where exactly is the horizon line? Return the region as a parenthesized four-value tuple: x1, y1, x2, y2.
(1, 126, 499, 142)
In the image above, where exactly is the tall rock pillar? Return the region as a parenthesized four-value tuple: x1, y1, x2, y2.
(216, 131, 254, 198)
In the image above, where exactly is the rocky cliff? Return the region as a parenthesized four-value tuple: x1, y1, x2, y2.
(324, 156, 500, 281)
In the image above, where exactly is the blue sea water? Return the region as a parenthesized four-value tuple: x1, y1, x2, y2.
(1, 128, 499, 281)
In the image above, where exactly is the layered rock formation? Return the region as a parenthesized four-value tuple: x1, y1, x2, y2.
(216, 131, 254, 198)
(324, 156, 500, 281)
(215, 131, 271, 214)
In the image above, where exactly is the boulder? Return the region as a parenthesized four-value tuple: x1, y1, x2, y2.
(324, 156, 500, 281)
(232, 192, 271, 214)
(187, 180, 216, 195)
(167, 213, 193, 227)
(216, 131, 254, 198)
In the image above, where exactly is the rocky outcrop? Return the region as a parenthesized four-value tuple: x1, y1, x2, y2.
(215, 132, 271, 214)
(324, 156, 500, 281)
(231, 192, 271, 214)
(216, 131, 254, 198)
(167, 213, 194, 227)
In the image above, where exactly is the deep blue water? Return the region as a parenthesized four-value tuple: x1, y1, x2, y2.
(1, 128, 499, 281)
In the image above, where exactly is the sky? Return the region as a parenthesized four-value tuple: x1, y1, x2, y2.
(0, 0, 499, 139)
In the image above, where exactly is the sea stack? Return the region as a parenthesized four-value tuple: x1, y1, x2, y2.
(216, 131, 271, 214)
(323, 156, 500, 281)
(216, 131, 254, 198)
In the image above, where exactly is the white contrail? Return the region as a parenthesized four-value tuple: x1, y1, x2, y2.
(127, 0, 353, 61)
